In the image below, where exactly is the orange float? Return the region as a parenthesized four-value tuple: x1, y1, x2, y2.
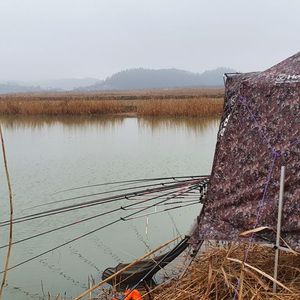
(112, 288, 143, 300)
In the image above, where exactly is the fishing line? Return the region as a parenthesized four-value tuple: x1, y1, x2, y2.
(129, 223, 151, 252)
(88, 237, 123, 263)
(167, 211, 181, 237)
(122, 202, 200, 221)
(39, 258, 86, 289)
(120, 199, 200, 211)
(68, 246, 101, 273)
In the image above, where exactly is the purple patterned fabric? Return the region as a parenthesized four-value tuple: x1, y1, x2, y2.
(191, 52, 300, 251)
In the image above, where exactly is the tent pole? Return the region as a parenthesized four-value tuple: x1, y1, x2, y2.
(273, 166, 285, 293)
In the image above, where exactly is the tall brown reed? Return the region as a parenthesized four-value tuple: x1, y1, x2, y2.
(0, 99, 224, 117)
(0, 89, 224, 117)
(136, 98, 223, 117)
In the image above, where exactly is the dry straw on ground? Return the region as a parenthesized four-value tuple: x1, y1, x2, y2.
(150, 242, 300, 300)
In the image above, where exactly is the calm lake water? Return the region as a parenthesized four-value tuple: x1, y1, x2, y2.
(0, 115, 219, 299)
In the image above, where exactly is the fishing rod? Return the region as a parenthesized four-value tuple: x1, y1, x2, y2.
(0, 197, 199, 251)
(27, 177, 208, 210)
(0, 184, 199, 274)
(3, 179, 201, 225)
(0, 178, 207, 227)
(0, 179, 202, 227)
(28, 178, 188, 209)
(52, 175, 209, 195)
(0, 219, 121, 275)
(119, 189, 202, 206)
(0, 183, 200, 251)
(119, 184, 201, 223)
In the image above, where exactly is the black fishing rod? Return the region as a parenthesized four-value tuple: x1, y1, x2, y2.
(0, 184, 199, 274)
(0, 178, 206, 227)
(0, 219, 121, 275)
(0, 183, 200, 231)
(0, 198, 199, 251)
(52, 175, 208, 195)
(0, 183, 200, 251)
(120, 184, 201, 221)
(0, 179, 202, 227)
(3, 179, 200, 225)
(27, 177, 208, 210)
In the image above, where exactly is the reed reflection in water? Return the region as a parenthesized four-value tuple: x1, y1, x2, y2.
(138, 116, 220, 135)
(0, 115, 126, 131)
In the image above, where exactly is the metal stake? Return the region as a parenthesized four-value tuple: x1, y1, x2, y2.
(273, 166, 285, 293)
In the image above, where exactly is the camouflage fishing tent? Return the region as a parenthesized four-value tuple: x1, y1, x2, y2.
(191, 52, 300, 251)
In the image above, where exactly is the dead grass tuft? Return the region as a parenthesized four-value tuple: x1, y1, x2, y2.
(151, 243, 300, 300)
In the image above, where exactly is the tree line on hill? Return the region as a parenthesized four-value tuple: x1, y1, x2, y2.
(0, 67, 236, 94)
(79, 67, 235, 91)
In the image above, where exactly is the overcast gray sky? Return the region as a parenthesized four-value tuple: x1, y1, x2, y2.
(1, 0, 300, 81)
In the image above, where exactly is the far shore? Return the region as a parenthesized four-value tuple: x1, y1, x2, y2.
(0, 88, 224, 118)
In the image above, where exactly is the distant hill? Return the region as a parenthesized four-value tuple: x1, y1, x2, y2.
(0, 83, 45, 94)
(0, 68, 236, 94)
(79, 67, 236, 91)
(6, 78, 101, 91)
(0, 78, 101, 94)
(19, 78, 101, 91)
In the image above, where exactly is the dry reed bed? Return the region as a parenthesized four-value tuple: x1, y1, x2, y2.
(0, 89, 224, 117)
(151, 243, 300, 300)
(0, 88, 224, 101)
(137, 99, 223, 117)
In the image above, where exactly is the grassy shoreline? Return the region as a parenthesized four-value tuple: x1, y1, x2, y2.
(0, 88, 224, 118)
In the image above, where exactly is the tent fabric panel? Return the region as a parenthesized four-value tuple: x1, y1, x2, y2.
(191, 52, 300, 251)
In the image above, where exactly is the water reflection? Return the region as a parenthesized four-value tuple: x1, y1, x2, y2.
(0, 115, 125, 130)
(0, 115, 220, 133)
(138, 116, 220, 134)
